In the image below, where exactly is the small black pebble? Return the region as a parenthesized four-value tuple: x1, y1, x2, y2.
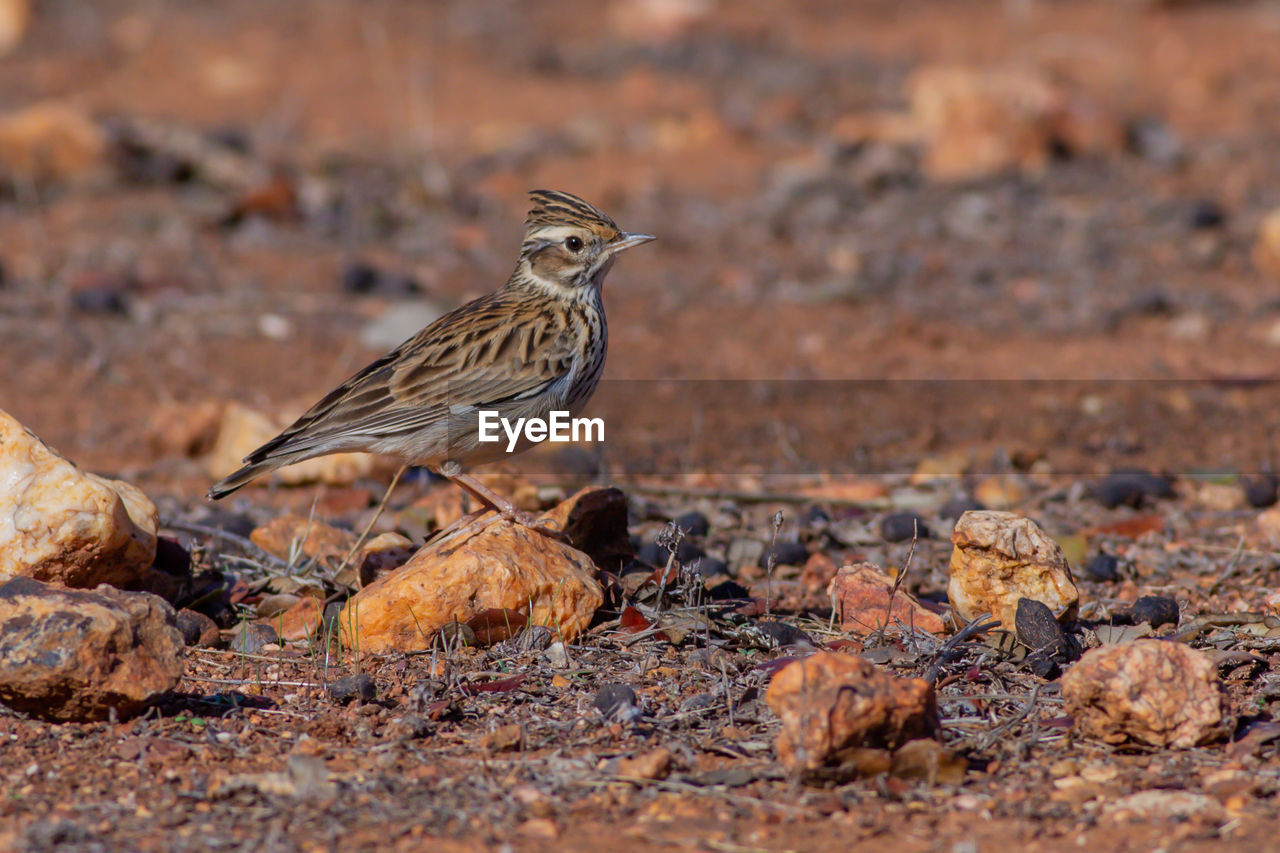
(1025, 652, 1060, 680)
(1245, 475, 1279, 509)
(340, 261, 420, 297)
(71, 286, 129, 316)
(676, 540, 705, 563)
(329, 673, 377, 705)
(637, 538, 704, 566)
(1129, 595, 1179, 629)
(636, 540, 665, 566)
(1082, 552, 1120, 582)
(1094, 469, 1174, 509)
(673, 510, 710, 537)
(881, 512, 930, 542)
(705, 579, 751, 601)
(939, 497, 984, 519)
(229, 622, 277, 654)
(1014, 598, 1065, 653)
(593, 683, 638, 719)
(757, 539, 808, 567)
(753, 620, 812, 648)
(341, 262, 380, 294)
(1188, 199, 1225, 229)
(799, 505, 830, 527)
(152, 537, 191, 576)
(695, 557, 729, 580)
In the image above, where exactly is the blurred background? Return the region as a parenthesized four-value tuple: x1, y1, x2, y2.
(2, 0, 1280, 492)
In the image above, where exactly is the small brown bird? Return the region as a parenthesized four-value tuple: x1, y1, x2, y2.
(208, 190, 653, 530)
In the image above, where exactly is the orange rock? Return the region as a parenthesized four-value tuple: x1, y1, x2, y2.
(0, 578, 183, 721)
(272, 596, 324, 642)
(146, 399, 225, 458)
(339, 515, 602, 653)
(827, 563, 947, 635)
(947, 510, 1078, 629)
(1063, 641, 1230, 748)
(251, 515, 355, 563)
(765, 652, 938, 772)
(800, 552, 837, 592)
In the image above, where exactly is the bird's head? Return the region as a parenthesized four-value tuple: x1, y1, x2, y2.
(516, 189, 653, 296)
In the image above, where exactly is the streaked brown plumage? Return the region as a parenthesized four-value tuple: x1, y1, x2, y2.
(208, 190, 653, 528)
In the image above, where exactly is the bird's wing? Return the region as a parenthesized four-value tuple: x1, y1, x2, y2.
(242, 290, 574, 464)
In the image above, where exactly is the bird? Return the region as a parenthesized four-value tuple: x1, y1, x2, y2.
(207, 189, 653, 534)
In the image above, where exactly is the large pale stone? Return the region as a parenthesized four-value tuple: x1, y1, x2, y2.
(765, 652, 937, 772)
(0, 578, 184, 721)
(0, 409, 157, 587)
(1063, 641, 1229, 748)
(207, 402, 381, 489)
(947, 510, 1078, 629)
(339, 515, 603, 654)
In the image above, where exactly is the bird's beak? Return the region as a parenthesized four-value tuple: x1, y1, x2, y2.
(608, 232, 656, 254)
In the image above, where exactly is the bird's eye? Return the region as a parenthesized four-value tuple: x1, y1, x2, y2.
(564, 236, 584, 252)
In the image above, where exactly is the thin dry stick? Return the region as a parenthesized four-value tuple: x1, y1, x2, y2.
(1207, 533, 1248, 595)
(337, 463, 408, 589)
(765, 510, 783, 617)
(868, 519, 919, 647)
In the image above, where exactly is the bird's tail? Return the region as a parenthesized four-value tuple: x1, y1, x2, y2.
(207, 458, 286, 500)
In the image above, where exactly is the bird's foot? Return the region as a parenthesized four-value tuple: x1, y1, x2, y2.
(501, 507, 566, 541)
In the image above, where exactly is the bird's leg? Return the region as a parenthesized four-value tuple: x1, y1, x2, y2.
(443, 471, 564, 539)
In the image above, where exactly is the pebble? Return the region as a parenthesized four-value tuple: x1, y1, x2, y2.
(328, 673, 376, 705)
(638, 537, 704, 567)
(1094, 470, 1174, 509)
(672, 510, 709, 538)
(1128, 595, 1179, 629)
(749, 620, 812, 649)
(544, 641, 570, 669)
(341, 261, 421, 297)
(1245, 475, 1278, 509)
(1082, 552, 1120, 582)
(799, 505, 830, 527)
(938, 496, 984, 519)
(593, 683, 639, 721)
(175, 608, 220, 647)
(1014, 598, 1066, 652)
(694, 557, 729, 579)
(881, 512, 929, 542)
(1188, 199, 1225, 230)
(70, 284, 130, 316)
(757, 539, 808, 568)
(228, 622, 278, 655)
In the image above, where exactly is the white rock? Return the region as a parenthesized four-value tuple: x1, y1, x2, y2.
(0, 409, 157, 587)
(947, 510, 1079, 629)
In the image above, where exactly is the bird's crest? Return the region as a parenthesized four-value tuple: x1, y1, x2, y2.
(525, 189, 618, 231)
